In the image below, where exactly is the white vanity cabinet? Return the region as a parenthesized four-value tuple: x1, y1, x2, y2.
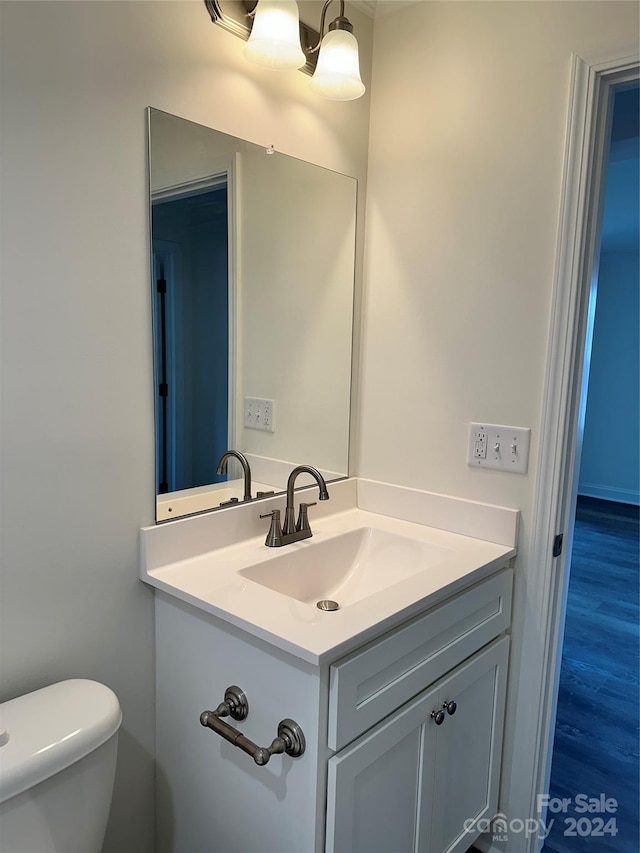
(325, 637, 509, 853)
(154, 566, 512, 853)
(324, 567, 511, 853)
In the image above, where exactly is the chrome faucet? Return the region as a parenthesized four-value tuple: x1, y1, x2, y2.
(260, 465, 329, 547)
(216, 450, 252, 502)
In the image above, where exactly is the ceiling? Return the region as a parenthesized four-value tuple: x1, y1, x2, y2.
(351, 1, 418, 19)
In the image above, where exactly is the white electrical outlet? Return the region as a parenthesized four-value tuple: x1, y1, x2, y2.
(244, 397, 275, 433)
(468, 423, 530, 473)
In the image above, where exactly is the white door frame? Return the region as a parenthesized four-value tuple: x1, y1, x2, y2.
(152, 239, 182, 490)
(523, 46, 639, 850)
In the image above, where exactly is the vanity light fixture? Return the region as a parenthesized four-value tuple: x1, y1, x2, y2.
(204, 0, 365, 101)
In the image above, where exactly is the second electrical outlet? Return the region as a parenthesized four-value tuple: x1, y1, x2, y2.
(244, 397, 275, 432)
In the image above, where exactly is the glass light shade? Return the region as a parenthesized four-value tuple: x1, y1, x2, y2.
(242, 1, 305, 71)
(308, 28, 365, 101)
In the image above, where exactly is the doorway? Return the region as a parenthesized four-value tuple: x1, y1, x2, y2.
(151, 184, 229, 494)
(504, 47, 640, 853)
(542, 83, 639, 853)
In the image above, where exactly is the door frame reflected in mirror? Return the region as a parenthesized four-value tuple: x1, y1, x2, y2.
(151, 156, 240, 518)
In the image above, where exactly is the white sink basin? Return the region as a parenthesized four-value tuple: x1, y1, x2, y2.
(239, 527, 451, 607)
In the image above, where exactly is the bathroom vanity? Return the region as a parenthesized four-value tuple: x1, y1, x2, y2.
(141, 479, 517, 853)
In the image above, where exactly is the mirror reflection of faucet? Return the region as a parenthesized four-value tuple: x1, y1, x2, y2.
(218, 497, 240, 508)
(216, 450, 252, 502)
(260, 465, 330, 547)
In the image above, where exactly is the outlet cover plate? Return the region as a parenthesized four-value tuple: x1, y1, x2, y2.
(468, 423, 530, 473)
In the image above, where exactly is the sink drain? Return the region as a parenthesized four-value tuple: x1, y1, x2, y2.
(316, 599, 340, 612)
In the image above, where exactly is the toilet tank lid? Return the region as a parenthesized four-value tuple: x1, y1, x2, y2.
(0, 679, 122, 804)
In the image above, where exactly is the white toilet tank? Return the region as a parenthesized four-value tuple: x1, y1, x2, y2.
(0, 679, 122, 853)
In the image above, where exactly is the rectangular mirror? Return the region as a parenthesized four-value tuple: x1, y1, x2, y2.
(148, 108, 356, 521)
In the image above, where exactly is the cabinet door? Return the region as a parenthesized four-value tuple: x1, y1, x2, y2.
(430, 637, 510, 853)
(326, 638, 509, 853)
(325, 683, 438, 853)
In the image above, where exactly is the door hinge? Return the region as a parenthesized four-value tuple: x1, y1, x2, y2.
(157, 278, 167, 294)
(159, 382, 168, 397)
(552, 534, 563, 558)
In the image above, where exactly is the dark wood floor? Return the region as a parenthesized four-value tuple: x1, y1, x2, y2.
(542, 497, 639, 853)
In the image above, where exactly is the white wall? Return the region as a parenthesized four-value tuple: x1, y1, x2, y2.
(579, 249, 640, 503)
(578, 125, 639, 504)
(0, 2, 372, 849)
(361, 0, 638, 829)
(240, 150, 355, 471)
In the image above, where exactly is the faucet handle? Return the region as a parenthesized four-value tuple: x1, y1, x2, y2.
(296, 502, 317, 533)
(260, 509, 283, 547)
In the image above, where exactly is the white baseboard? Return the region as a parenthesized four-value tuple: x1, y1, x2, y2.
(578, 483, 640, 505)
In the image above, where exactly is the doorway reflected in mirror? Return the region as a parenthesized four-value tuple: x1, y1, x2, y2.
(152, 184, 229, 497)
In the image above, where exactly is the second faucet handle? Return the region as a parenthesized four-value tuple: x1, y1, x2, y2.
(296, 502, 317, 533)
(260, 509, 283, 547)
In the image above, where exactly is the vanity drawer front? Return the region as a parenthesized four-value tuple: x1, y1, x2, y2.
(327, 568, 512, 751)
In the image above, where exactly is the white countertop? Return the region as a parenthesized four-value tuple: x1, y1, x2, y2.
(142, 487, 517, 664)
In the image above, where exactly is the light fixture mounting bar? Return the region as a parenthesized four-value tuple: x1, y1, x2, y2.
(203, 0, 320, 75)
